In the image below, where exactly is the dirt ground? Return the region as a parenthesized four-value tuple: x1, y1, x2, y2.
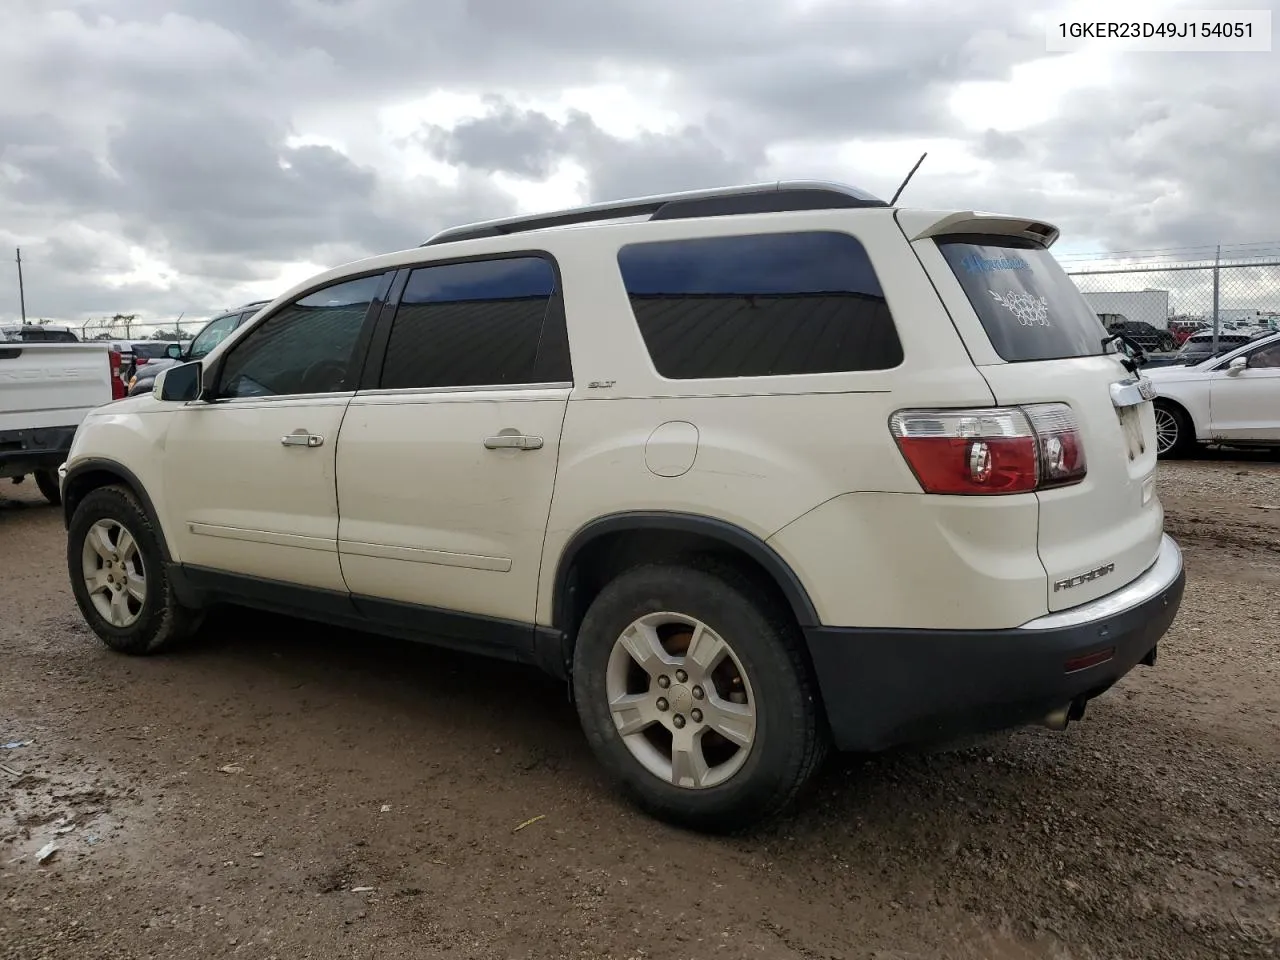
(1, 458, 1277, 960)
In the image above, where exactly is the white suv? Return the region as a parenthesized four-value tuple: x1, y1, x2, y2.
(59, 181, 1185, 831)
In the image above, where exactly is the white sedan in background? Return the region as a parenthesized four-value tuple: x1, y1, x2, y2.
(1145, 331, 1280, 458)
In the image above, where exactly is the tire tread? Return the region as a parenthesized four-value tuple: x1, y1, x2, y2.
(573, 559, 828, 833)
(68, 484, 202, 655)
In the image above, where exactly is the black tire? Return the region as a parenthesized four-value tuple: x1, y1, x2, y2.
(67, 484, 203, 655)
(1158, 334, 1176, 352)
(34, 469, 61, 506)
(1153, 401, 1195, 459)
(571, 562, 827, 833)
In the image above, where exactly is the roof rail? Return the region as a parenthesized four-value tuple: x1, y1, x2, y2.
(420, 180, 888, 246)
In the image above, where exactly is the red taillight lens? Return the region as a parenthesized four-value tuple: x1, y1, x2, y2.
(108, 349, 126, 400)
(889, 404, 1086, 496)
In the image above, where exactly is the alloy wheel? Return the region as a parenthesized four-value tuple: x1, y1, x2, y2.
(605, 612, 756, 789)
(81, 519, 147, 628)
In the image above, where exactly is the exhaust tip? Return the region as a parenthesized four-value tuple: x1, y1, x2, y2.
(1039, 705, 1071, 731)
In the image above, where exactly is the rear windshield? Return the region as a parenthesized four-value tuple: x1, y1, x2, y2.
(936, 237, 1108, 362)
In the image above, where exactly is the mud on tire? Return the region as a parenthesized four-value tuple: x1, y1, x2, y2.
(571, 562, 827, 833)
(67, 484, 203, 655)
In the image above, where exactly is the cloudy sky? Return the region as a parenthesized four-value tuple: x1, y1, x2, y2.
(0, 0, 1276, 329)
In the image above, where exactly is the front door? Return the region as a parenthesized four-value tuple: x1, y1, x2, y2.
(1210, 338, 1280, 442)
(336, 255, 572, 635)
(164, 272, 391, 591)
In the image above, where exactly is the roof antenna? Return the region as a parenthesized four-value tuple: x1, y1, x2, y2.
(889, 152, 928, 206)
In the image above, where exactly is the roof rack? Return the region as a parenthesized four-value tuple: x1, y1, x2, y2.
(420, 180, 888, 246)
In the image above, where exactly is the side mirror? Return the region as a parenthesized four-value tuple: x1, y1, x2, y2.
(156, 361, 203, 402)
(1227, 356, 1248, 375)
(165, 343, 183, 360)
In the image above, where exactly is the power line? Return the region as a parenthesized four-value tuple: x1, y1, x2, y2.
(1059, 239, 1280, 262)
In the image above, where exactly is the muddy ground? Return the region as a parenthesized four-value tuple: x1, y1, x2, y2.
(1, 458, 1277, 960)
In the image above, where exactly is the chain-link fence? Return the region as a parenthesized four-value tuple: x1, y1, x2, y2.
(1066, 252, 1280, 350)
(77, 315, 203, 342)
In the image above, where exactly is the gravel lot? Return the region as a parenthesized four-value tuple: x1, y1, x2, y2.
(1, 459, 1277, 960)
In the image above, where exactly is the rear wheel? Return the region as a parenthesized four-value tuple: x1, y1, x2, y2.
(34, 469, 61, 506)
(1154, 401, 1195, 459)
(67, 484, 203, 654)
(1158, 333, 1176, 352)
(572, 563, 826, 833)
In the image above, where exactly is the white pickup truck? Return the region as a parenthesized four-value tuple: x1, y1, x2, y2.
(1, 341, 124, 503)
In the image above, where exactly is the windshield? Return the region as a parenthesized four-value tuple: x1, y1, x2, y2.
(188, 313, 241, 359)
(936, 238, 1108, 362)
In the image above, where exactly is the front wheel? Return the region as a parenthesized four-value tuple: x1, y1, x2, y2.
(571, 563, 827, 833)
(67, 484, 203, 655)
(1154, 402, 1195, 459)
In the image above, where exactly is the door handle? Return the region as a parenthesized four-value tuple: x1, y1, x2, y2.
(281, 432, 324, 447)
(483, 434, 543, 451)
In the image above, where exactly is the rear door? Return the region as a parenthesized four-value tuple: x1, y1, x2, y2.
(901, 212, 1163, 612)
(335, 254, 571, 636)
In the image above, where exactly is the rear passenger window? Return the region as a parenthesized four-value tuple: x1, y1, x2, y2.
(380, 256, 568, 390)
(616, 231, 903, 379)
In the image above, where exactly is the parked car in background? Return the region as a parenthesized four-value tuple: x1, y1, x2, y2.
(61, 181, 1184, 831)
(1168, 319, 1206, 346)
(127, 302, 270, 396)
(1146, 331, 1280, 457)
(1100, 316, 1176, 353)
(123, 341, 182, 382)
(0, 323, 80, 343)
(2, 339, 124, 503)
(1171, 331, 1261, 366)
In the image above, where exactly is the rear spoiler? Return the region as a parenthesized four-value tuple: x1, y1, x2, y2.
(894, 210, 1060, 248)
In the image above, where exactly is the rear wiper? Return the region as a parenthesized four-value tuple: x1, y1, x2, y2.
(1102, 334, 1144, 373)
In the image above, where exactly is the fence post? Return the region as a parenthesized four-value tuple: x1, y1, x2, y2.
(1211, 244, 1221, 356)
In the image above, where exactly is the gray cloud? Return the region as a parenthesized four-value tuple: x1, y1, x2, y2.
(420, 97, 766, 200)
(0, 0, 1277, 326)
(962, 53, 1280, 252)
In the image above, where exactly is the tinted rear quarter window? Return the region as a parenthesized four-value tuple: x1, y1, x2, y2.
(937, 238, 1108, 362)
(380, 255, 569, 390)
(616, 231, 903, 379)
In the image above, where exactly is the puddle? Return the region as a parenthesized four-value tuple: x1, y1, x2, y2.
(1, 742, 150, 869)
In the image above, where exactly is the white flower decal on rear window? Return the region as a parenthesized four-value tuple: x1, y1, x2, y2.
(989, 290, 1051, 327)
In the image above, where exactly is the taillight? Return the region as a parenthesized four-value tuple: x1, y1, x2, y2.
(108, 349, 126, 400)
(889, 403, 1086, 495)
(1023, 403, 1088, 488)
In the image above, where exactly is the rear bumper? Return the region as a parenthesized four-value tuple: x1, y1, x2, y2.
(0, 426, 78, 480)
(804, 534, 1186, 752)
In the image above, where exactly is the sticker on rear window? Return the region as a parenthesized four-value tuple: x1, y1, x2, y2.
(961, 253, 1031, 274)
(990, 290, 1050, 327)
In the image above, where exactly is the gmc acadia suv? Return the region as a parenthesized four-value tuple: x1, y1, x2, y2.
(59, 181, 1185, 831)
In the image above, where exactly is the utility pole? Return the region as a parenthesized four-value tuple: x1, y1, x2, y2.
(1211, 244, 1221, 357)
(15, 248, 27, 324)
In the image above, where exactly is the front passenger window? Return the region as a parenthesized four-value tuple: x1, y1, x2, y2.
(218, 274, 385, 398)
